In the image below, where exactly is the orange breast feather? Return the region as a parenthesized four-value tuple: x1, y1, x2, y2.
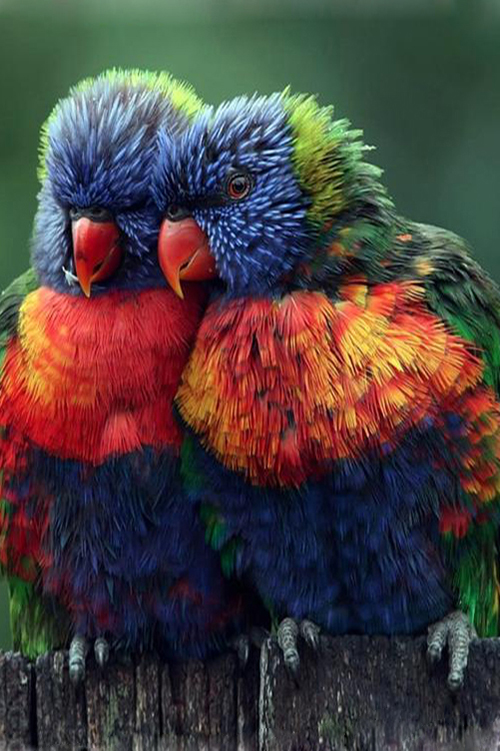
(176, 281, 498, 491)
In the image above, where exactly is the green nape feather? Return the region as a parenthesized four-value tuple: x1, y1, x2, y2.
(444, 308, 500, 391)
(37, 68, 203, 183)
(281, 89, 393, 231)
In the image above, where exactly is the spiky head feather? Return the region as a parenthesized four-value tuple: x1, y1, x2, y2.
(283, 91, 388, 229)
(33, 68, 203, 294)
(38, 68, 202, 185)
(283, 91, 348, 226)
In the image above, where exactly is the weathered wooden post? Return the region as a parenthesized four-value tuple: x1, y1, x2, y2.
(1, 637, 500, 750)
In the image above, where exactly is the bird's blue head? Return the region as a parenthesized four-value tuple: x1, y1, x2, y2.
(152, 90, 394, 298)
(32, 69, 202, 296)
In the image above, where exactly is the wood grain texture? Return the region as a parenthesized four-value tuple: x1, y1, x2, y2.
(259, 635, 500, 751)
(0, 638, 500, 750)
(0, 651, 33, 750)
(36, 651, 86, 751)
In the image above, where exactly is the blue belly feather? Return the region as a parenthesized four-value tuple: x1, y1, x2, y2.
(18, 445, 240, 658)
(184, 421, 463, 635)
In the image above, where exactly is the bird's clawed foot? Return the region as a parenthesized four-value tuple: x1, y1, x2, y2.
(231, 627, 268, 668)
(277, 617, 321, 675)
(69, 635, 88, 684)
(69, 635, 110, 684)
(427, 610, 477, 691)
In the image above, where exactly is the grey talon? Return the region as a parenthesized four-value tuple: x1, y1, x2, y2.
(277, 618, 300, 674)
(427, 610, 476, 691)
(69, 635, 89, 685)
(94, 637, 110, 668)
(301, 619, 320, 650)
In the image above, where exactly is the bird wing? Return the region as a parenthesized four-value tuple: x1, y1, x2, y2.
(0, 268, 70, 656)
(398, 224, 500, 635)
(401, 224, 500, 396)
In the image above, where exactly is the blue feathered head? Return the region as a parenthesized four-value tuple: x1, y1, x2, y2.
(152, 90, 394, 297)
(32, 69, 202, 295)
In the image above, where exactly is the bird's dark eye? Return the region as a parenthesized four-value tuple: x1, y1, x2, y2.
(226, 173, 252, 201)
(166, 204, 191, 222)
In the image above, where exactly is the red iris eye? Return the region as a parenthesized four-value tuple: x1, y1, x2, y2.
(227, 173, 252, 200)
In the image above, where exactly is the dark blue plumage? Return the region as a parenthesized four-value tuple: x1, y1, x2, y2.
(17, 447, 234, 657)
(184, 421, 456, 636)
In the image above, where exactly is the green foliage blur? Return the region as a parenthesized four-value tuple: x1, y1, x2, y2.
(0, 0, 499, 652)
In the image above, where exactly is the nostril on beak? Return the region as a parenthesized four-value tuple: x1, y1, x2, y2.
(166, 205, 192, 222)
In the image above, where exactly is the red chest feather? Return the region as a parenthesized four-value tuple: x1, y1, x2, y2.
(0, 285, 206, 464)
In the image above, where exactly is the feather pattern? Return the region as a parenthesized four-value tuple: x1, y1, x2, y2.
(177, 283, 500, 635)
(153, 88, 500, 639)
(0, 69, 246, 658)
(1, 283, 245, 656)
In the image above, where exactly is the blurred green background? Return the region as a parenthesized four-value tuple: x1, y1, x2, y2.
(0, 0, 499, 650)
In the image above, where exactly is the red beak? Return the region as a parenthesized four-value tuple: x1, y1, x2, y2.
(157, 218, 218, 299)
(72, 218, 122, 297)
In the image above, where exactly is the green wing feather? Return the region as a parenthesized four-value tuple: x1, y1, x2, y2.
(414, 224, 500, 395)
(181, 433, 244, 579)
(0, 269, 70, 656)
(0, 268, 39, 368)
(403, 223, 500, 636)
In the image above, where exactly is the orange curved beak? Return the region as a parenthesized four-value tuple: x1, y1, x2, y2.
(72, 218, 123, 297)
(158, 218, 218, 299)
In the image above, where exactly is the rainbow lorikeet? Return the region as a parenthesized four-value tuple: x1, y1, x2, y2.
(152, 91, 500, 690)
(0, 70, 246, 682)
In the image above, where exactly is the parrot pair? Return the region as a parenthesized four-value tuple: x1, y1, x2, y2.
(2, 70, 499, 693)
(150, 91, 500, 691)
(0, 69, 251, 682)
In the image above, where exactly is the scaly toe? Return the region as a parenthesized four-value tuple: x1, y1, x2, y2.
(427, 610, 476, 691)
(447, 611, 476, 691)
(69, 635, 89, 685)
(94, 637, 110, 669)
(277, 618, 300, 674)
(427, 621, 447, 663)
